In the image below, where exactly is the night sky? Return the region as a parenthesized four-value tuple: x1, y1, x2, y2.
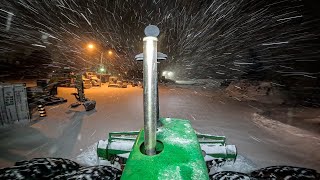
(0, 0, 320, 83)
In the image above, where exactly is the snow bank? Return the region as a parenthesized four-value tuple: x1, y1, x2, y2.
(226, 80, 284, 104)
(210, 155, 257, 174)
(190, 79, 222, 88)
(252, 113, 320, 142)
(174, 79, 222, 88)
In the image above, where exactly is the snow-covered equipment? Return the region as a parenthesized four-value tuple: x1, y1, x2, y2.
(84, 72, 101, 86)
(97, 25, 237, 179)
(70, 74, 96, 111)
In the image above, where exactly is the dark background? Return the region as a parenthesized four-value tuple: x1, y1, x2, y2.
(0, 0, 319, 103)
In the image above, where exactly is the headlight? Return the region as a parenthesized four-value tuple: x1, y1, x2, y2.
(167, 72, 174, 78)
(162, 71, 168, 76)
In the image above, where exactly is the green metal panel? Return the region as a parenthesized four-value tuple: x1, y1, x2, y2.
(97, 126, 237, 164)
(121, 118, 209, 180)
(97, 145, 107, 158)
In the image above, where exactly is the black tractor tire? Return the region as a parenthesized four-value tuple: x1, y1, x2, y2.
(0, 157, 81, 179)
(53, 165, 122, 180)
(250, 166, 320, 180)
(210, 171, 255, 180)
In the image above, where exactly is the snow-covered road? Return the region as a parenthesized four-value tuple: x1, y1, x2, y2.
(0, 85, 319, 172)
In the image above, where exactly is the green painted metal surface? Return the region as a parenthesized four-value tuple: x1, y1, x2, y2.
(121, 118, 209, 180)
(97, 132, 139, 160)
(97, 132, 237, 161)
(97, 127, 237, 164)
(97, 145, 107, 159)
(196, 134, 237, 160)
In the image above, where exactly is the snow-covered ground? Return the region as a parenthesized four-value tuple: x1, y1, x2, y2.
(175, 78, 222, 88)
(0, 84, 319, 172)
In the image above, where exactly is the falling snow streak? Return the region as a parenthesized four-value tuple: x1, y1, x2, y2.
(0, 0, 319, 82)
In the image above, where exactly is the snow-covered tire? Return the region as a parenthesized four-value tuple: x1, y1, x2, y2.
(250, 166, 320, 179)
(52, 165, 122, 180)
(0, 157, 81, 179)
(209, 171, 255, 180)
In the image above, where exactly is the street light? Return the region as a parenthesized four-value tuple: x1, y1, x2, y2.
(86, 43, 113, 68)
(100, 50, 113, 74)
(100, 67, 105, 73)
(86, 43, 114, 86)
(87, 43, 94, 49)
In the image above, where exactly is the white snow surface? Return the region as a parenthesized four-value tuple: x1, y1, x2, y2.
(75, 143, 98, 166)
(252, 113, 320, 141)
(210, 155, 257, 174)
(108, 140, 134, 151)
(97, 140, 108, 149)
(117, 153, 130, 158)
(1, 86, 319, 171)
(173, 79, 222, 88)
(226, 145, 237, 155)
(75, 142, 121, 169)
(201, 144, 227, 154)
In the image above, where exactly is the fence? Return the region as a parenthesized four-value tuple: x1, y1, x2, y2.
(0, 84, 30, 125)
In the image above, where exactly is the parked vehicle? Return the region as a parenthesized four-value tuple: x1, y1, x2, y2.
(122, 80, 128, 88)
(84, 72, 101, 86)
(108, 76, 127, 88)
(129, 80, 138, 87)
(108, 76, 119, 87)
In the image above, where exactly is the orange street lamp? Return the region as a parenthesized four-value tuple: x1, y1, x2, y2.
(87, 43, 94, 49)
(108, 50, 113, 55)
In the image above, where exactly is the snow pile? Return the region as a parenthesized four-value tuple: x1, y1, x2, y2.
(97, 140, 108, 149)
(74, 143, 122, 170)
(75, 143, 98, 166)
(252, 113, 320, 142)
(211, 155, 257, 174)
(194, 79, 222, 88)
(175, 79, 222, 88)
(225, 80, 284, 104)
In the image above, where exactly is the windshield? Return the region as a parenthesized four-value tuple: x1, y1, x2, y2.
(0, 0, 319, 179)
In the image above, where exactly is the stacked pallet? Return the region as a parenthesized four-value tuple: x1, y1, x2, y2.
(0, 84, 30, 125)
